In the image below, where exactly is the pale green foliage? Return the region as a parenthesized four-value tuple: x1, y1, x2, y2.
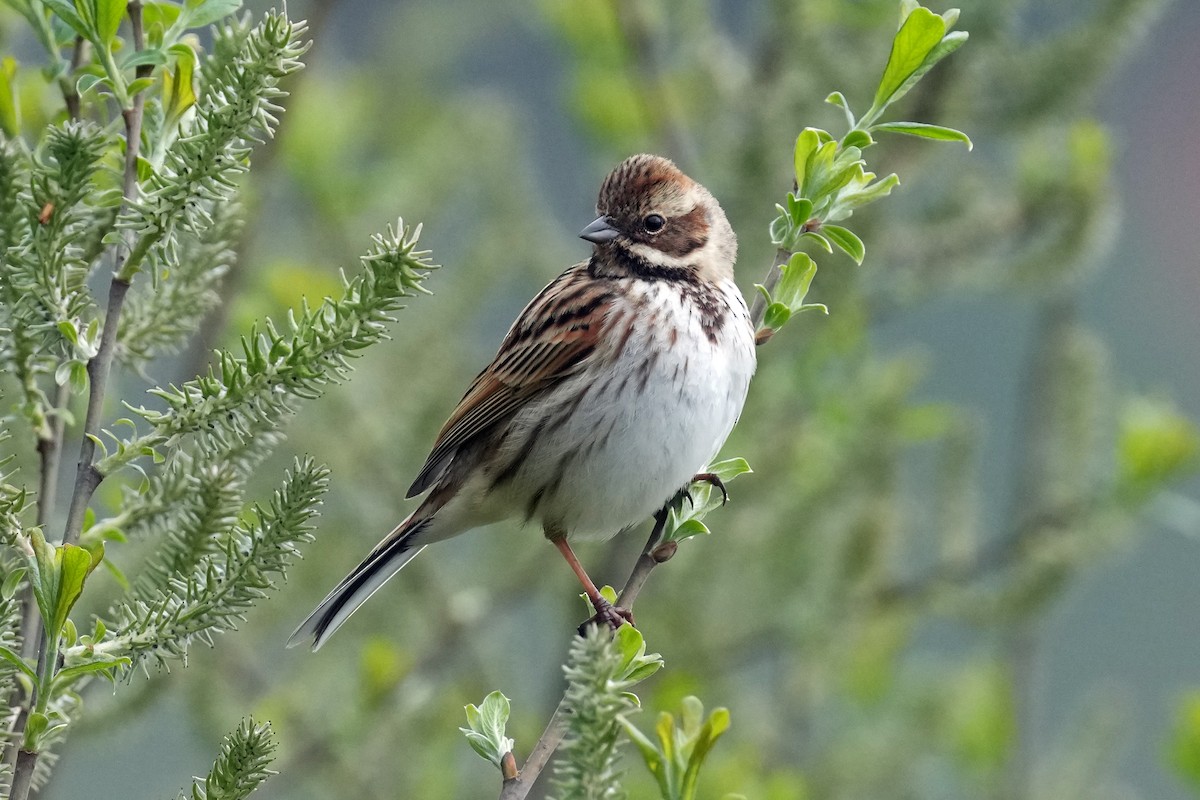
(550, 626, 643, 800)
(661, 458, 752, 544)
(83, 458, 328, 671)
(460, 690, 514, 769)
(0, 2, 440, 797)
(178, 718, 277, 800)
(620, 697, 731, 800)
(99, 220, 435, 476)
(117, 201, 243, 366)
(116, 11, 310, 280)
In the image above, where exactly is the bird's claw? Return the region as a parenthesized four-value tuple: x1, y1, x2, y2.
(691, 472, 728, 505)
(577, 596, 635, 635)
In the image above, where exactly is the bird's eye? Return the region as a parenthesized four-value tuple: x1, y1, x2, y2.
(643, 214, 666, 233)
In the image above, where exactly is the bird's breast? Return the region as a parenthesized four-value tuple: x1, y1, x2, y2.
(500, 277, 756, 540)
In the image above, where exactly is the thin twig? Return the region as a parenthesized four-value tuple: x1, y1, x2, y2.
(9, 750, 37, 800)
(749, 248, 792, 329)
(498, 698, 568, 800)
(62, 37, 87, 121)
(616, 507, 670, 610)
(61, 0, 147, 548)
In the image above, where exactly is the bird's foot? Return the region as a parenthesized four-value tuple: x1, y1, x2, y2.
(690, 472, 728, 505)
(578, 596, 635, 635)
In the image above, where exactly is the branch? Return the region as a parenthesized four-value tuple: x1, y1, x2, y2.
(62, 37, 87, 121)
(498, 700, 567, 800)
(60, 0, 148, 549)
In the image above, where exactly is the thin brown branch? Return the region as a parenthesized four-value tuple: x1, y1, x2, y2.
(60, 1, 147, 548)
(498, 698, 568, 800)
(62, 37, 87, 120)
(749, 248, 792, 330)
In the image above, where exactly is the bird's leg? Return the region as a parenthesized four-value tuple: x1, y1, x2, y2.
(548, 533, 635, 632)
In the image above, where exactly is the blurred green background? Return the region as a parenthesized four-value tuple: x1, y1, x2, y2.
(9, 0, 1198, 797)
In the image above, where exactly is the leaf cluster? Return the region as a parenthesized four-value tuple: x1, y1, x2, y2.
(758, 2, 969, 338)
(620, 696, 732, 800)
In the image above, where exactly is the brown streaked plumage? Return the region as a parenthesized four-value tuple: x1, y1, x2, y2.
(291, 154, 756, 650)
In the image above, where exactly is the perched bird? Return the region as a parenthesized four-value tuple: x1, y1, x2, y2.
(290, 154, 756, 650)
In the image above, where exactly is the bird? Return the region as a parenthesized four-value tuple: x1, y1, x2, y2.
(289, 154, 757, 650)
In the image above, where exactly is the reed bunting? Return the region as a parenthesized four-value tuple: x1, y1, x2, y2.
(291, 154, 756, 650)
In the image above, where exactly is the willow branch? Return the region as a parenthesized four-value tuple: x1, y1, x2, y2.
(498, 698, 568, 800)
(62, 37, 87, 120)
(61, 1, 147, 548)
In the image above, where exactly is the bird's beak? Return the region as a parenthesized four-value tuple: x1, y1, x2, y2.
(579, 215, 620, 244)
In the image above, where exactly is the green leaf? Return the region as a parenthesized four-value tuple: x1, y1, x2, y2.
(707, 457, 752, 483)
(50, 543, 98, 637)
(1170, 691, 1200, 790)
(792, 128, 822, 190)
(184, 0, 242, 27)
(671, 519, 709, 540)
(1, 567, 27, 600)
(163, 43, 198, 124)
(93, 0, 127, 44)
(127, 76, 155, 95)
(883, 30, 969, 115)
(1119, 397, 1200, 500)
(0, 644, 37, 682)
(873, 7, 947, 112)
(42, 0, 92, 38)
(762, 302, 790, 330)
(52, 654, 131, 689)
(681, 706, 732, 800)
(120, 47, 167, 69)
(823, 224, 866, 264)
(839, 172, 900, 211)
(613, 623, 663, 684)
(873, 121, 972, 149)
(619, 716, 662, 770)
(785, 193, 813, 227)
(142, 1, 182, 32)
(459, 690, 514, 769)
(0, 57, 18, 137)
(841, 129, 874, 149)
(776, 252, 818, 309)
(825, 90, 855, 128)
(75, 71, 106, 97)
(799, 230, 832, 253)
(57, 319, 80, 346)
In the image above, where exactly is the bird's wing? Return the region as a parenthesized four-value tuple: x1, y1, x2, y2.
(407, 263, 617, 497)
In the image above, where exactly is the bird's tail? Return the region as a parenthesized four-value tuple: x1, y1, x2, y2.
(288, 511, 432, 651)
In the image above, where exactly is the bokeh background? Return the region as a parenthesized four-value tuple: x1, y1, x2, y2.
(11, 0, 1199, 797)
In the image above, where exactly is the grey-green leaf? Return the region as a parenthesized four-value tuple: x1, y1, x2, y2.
(873, 6, 946, 111)
(873, 121, 973, 149)
(823, 224, 866, 264)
